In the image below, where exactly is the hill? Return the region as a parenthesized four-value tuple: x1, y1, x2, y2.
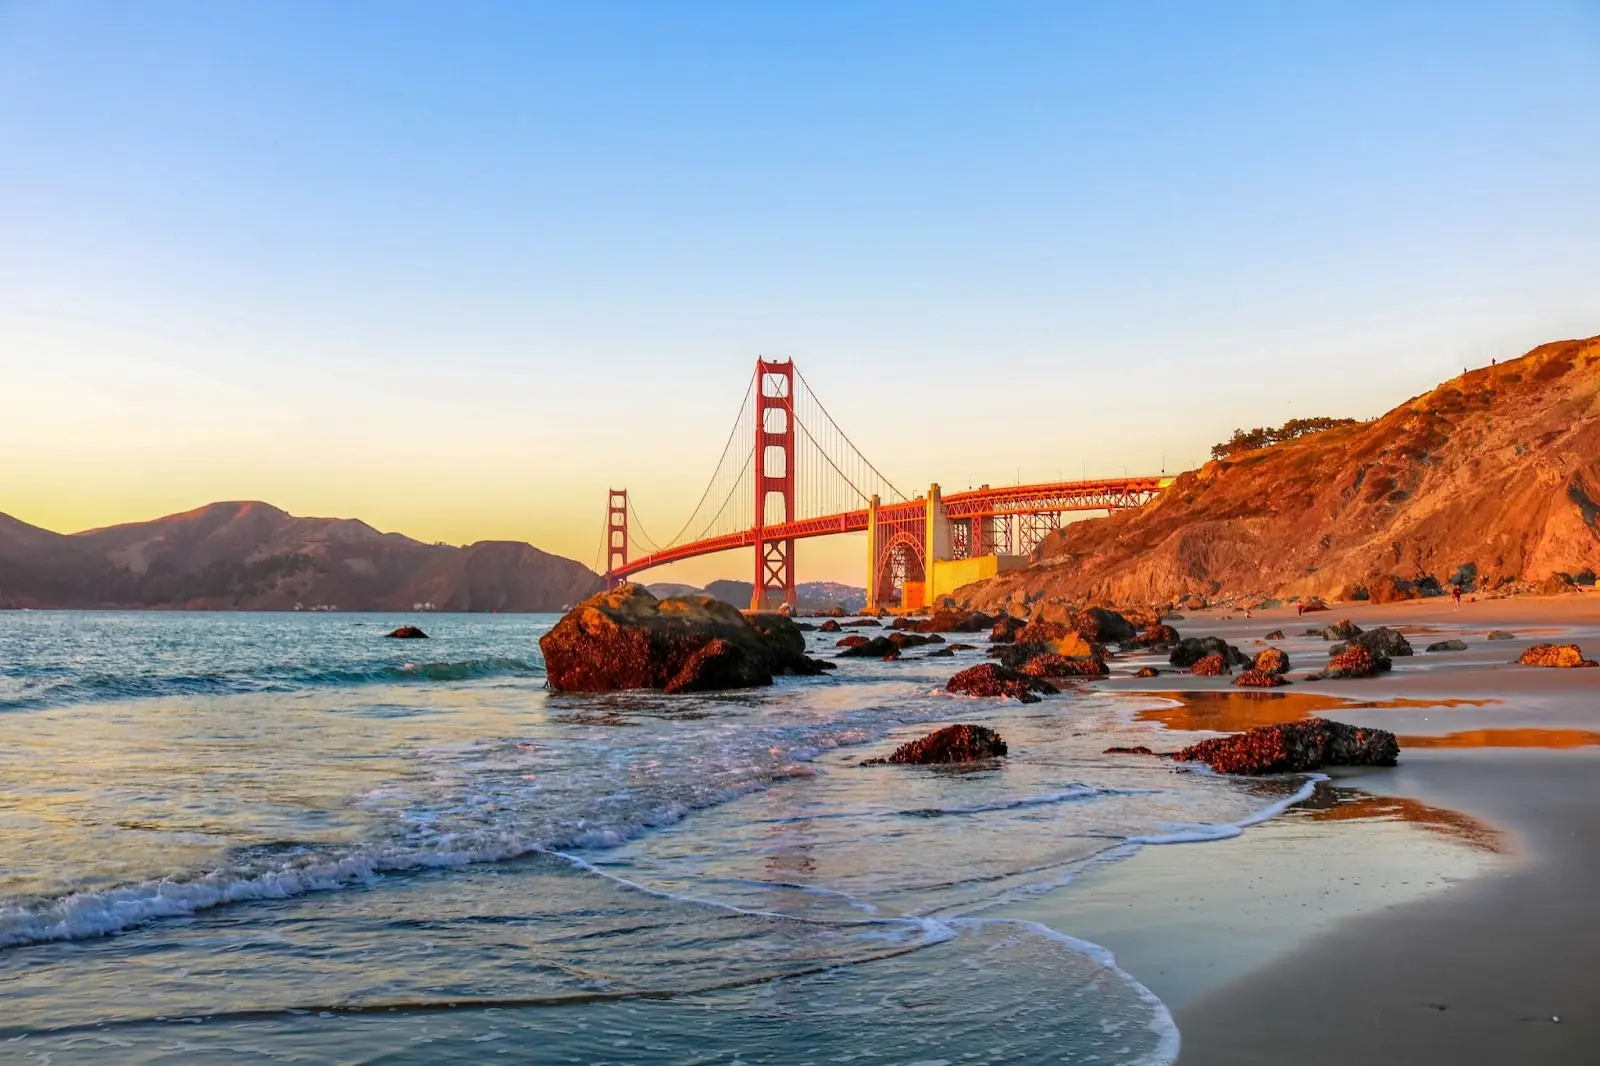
(0, 501, 602, 611)
(960, 335, 1600, 608)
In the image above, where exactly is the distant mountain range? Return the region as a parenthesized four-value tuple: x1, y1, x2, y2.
(647, 579, 867, 612)
(0, 501, 604, 611)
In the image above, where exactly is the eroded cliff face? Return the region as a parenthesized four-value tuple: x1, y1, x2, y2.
(960, 336, 1600, 609)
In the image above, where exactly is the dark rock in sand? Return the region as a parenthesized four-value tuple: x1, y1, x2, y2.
(1233, 668, 1289, 688)
(945, 663, 1059, 703)
(539, 584, 827, 693)
(1134, 666, 1161, 678)
(1264, 629, 1285, 641)
(862, 724, 1008, 765)
(1487, 630, 1516, 640)
(1426, 639, 1468, 652)
(1318, 619, 1363, 641)
(385, 625, 429, 639)
(1330, 626, 1413, 659)
(1517, 643, 1599, 668)
(1175, 717, 1399, 774)
(1131, 623, 1180, 647)
(1105, 745, 1158, 756)
(1169, 636, 1250, 670)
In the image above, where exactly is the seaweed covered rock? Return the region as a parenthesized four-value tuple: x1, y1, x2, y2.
(1233, 668, 1288, 688)
(1020, 653, 1109, 679)
(1517, 643, 1599, 668)
(1176, 718, 1399, 774)
(837, 635, 870, 648)
(1310, 643, 1390, 679)
(863, 724, 1008, 765)
(385, 625, 429, 639)
(1190, 653, 1229, 676)
(1072, 606, 1138, 644)
(1253, 647, 1291, 675)
(540, 585, 829, 693)
(1170, 636, 1250, 670)
(1132, 623, 1180, 647)
(945, 663, 1059, 703)
(1330, 626, 1413, 658)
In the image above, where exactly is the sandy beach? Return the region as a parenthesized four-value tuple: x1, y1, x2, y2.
(1004, 594, 1600, 1064)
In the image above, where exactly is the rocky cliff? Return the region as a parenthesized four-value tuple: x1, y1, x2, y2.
(961, 335, 1600, 608)
(0, 501, 602, 610)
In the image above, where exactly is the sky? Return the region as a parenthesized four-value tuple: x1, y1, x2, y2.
(2, 1, 1598, 586)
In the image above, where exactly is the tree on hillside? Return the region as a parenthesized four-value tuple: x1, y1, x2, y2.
(1211, 417, 1361, 460)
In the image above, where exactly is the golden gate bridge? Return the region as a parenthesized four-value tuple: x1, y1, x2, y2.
(601, 358, 1172, 611)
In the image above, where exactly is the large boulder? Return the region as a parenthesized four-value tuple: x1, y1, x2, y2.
(819, 619, 842, 633)
(838, 635, 898, 658)
(1072, 606, 1138, 644)
(385, 625, 428, 639)
(862, 724, 1008, 765)
(1169, 636, 1250, 670)
(1330, 626, 1413, 658)
(539, 585, 828, 693)
(1518, 644, 1599, 668)
(1175, 718, 1399, 774)
(1130, 623, 1180, 648)
(1318, 619, 1363, 641)
(945, 663, 1059, 703)
(837, 635, 870, 648)
(1253, 647, 1291, 675)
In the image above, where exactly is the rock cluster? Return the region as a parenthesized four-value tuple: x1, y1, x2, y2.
(862, 724, 1008, 765)
(1330, 626, 1413, 658)
(1517, 643, 1599, 668)
(1169, 636, 1251, 670)
(539, 585, 832, 694)
(911, 609, 996, 634)
(1175, 718, 1400, 774)
(945, 663, 1059, 703)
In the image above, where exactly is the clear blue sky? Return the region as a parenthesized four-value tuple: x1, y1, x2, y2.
(2, 1, 1597, 584)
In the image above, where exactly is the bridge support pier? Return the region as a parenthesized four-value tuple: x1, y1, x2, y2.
(603, 488, 628, 590)
(751, 359, 798, 611)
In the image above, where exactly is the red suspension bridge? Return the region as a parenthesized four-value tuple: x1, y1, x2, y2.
(600, 358, 1172, 611)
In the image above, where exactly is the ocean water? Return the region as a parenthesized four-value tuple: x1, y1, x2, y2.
(0, 611, 1317, 1064)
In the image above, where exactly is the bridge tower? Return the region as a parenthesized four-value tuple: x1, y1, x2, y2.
(751, 359, 797, 610)
(603, 488, 628, 589)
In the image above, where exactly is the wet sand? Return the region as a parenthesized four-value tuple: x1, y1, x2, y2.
(1024, 595, 1600, 1064)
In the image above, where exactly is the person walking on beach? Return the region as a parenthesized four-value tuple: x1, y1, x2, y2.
(1452, 584, 1463, 610)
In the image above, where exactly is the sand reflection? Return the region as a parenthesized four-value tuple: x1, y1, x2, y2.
(1292, 781, 1504, 853)
(1397, 728, 1600, 750)
(1136, 691, 1501, 733)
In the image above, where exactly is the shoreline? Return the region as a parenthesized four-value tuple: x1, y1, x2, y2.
(1045, 597, 1600, 1064)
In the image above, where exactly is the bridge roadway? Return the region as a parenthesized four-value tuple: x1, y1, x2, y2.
(610, 475, 1171, 580)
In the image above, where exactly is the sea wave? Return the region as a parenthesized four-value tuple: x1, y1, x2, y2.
(0, 657, 544, 712)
